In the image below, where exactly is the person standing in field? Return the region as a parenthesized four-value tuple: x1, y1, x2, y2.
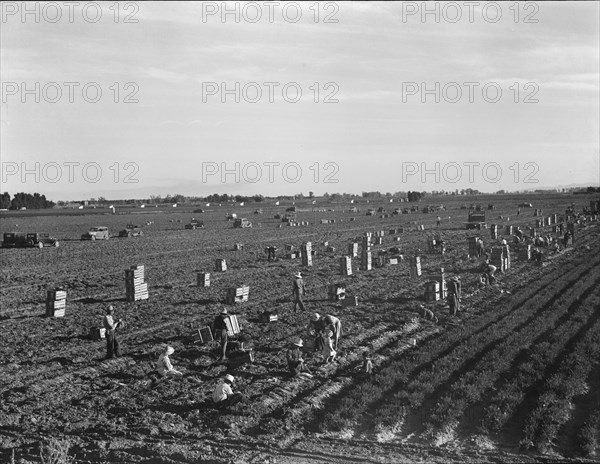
(322, 330, 337, 364)
(292, 272, 306, 312)
(436, 216, 441, 227)
(322, 314, 342, 351)
(103, 305, 121, 359)
(447, 277, 461, 312)
(213, 308, 230, 361)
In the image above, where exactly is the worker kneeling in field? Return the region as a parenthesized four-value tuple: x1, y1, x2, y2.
(212, 374, 244, 406)
(322, 315, 342, 351)
(157, 346, 183, 378)
(286, 338, 312, 377)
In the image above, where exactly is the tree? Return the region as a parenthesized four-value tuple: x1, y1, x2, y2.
(0, 192, 11, 209)
(309, 191, 314, 198)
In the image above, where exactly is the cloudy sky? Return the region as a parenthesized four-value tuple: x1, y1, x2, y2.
(1, 1, 598, 200)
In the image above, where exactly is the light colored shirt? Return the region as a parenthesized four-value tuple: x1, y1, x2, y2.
(213, 381, 233, 403)
(103, 314, 118, 333)
(157, 354, 174, 375)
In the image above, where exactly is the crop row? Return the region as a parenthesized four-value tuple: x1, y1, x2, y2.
(521, 296, 600, 453)
(579, 404, 600, 457)
(370, 251, 600, 434)
(425, 270, 600, 437)
(315, 249, 597, 433)
(481, 284, 600, 433)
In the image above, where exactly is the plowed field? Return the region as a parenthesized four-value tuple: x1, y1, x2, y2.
(1, 193, 599, 463)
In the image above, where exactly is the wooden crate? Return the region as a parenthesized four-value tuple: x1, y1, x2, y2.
(361, 251, 372, 271)
(46, 299, 66, 310)
(233, 243, 244, 251)
(197, 272, 210, 287)
(226, 286, 249, 304)
(409, 256, 422, 278)
(259, 311, 278, 323)
(89, 327, 106, 340)
(328, 284, 346, 302)
(47, 289, 67, 301)
(194, 326, 213, 344)
(215, 259, 227, 272)
(224, 314, 241, 336)
(301, 242, 313, 266)
(340, 256, 352, 276)
(46, 307, 66, 318)
(348, 243, 358, 258)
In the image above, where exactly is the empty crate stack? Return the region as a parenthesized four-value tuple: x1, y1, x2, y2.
(409, 256, 422, 278)
(340, 256, 352, 276)
(328, 283, 346, 302)
(490, 224, 498, 239)
(505, 225, 513, 235)
(301, 242, 312, 266)
(467, 236, 479, 257)
(226, 285, 250, 304)
(215, 259, 227, 272)
(348, 242, 358, 258)
(361, 233, 372, 271)
(46, 287, 67, 317)
(433, 268, 447, 299)
(491, 246, 510, 273)
(197, 272, 210, 287)
(424, 281, 440, 302)
(125, 265, 148, 302)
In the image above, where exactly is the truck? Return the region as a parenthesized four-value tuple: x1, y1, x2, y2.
(233, 218, 252, 228)
(2, 232, 59, 248)
(466, 211, 486, 230)
(184, 218, 204, 230)
(118, 224, 144, 237)
(81, 226, 109, 240)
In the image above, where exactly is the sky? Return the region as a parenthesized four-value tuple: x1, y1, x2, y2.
(1, 1, 599, 201)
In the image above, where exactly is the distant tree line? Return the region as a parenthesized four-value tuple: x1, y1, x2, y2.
(0, 192, 55, 210)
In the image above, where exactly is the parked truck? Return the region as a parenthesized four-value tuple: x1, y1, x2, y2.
(2, 232, 59, 248)
(466, 211, 486, 230)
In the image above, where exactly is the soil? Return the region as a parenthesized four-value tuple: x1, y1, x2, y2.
(1, 193, 599, 463)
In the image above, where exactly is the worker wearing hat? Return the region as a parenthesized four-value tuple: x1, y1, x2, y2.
(306, 313, 324, 352)
(157, 346, 183, 378)
(103, 305, 122, 359)
(292, 271, 306, 312)
(447, 276, 462, 313)
(212, 308, 230, 361)
(286, 338, 310, 377)
(212, 374, 244, 406)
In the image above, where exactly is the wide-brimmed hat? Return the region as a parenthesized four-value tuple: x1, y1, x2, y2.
(106, 305, 114, 313)
(311, 313, 320, 322)
(294, 272, 302, 278)
(221, 308, 228, 314)
(293, 338, 303, 347)
(224, 374, 234, 383)
(165, 346, 174, 355)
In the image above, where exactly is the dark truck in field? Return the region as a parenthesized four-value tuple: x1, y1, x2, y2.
(119, 224, 144, 237)
(2, 232, 59, 248)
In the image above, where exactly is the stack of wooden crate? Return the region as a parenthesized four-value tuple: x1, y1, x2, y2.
(520, 244, 532, 261)
(46, 287, 67, 317)
(467, 236, 479, 257)
(424, 281, 440, 302)
(340, 256, 352, 276)
(348, 242, 358, 258)
(215, 259, 227, 272)
(328, 283, 346, 302)
(433, 268, 447, 299)
(301, 242, 312, 266)
(125, 265, 148, 302)
(491, 246, 510, 272)
(226, 285, 250, 304)
(197, 272, 210, 287)
(361, 251, 372, 271)
(505, 225, 513, 235)
(409, 256, 422, 278)
(490, 224, 498, 239)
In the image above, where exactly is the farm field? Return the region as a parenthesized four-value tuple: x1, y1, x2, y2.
(1, 193, 599, 464)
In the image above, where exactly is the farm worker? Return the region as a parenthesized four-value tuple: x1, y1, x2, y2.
(362, 351, 373, 375)
(157, 346, 183, 378)
(487, 263, 497, 284)
(322, 330, 337, 363)
(322, 315, 342, 350)
(212, 308, 230, 361)
(563, 231, 571, 247)
(476, 239, 485, 257)
(292, 272, 306, 312)
(436, 216, 441, 227)
(266, 246, 277, 261)
(447, 292, 459, 316)
(103, 305, 121, 359)
(307, 313, 324, 352)
(501, 238, 508, 246)
(212, 374, 244, 406)
(286, 339, 311, 377)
